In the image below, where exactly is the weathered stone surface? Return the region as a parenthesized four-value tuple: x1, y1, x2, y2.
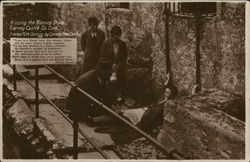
(200, 3, 245, 96)
(5, 99, 35, 136)
(114, 138, 168, 159)
(160, 89, 245, 159)
(16, 79, 71, 102)
(169, 16, 196, 94)
(192, 88, 245, 121)
(170, 3, 245, 95)
(33, 118, 58, 145)
(3, 83, 63, 158)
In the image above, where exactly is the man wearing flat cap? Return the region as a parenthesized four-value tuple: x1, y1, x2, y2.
(67, 59, 116, 123)
(80, 16, 105, 75)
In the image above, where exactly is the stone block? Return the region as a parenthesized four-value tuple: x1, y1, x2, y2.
(5, 99, 35, 137)
(193, 88, 245, 121)
(160, 89, 245, 159)
(33, 118, 57, 145)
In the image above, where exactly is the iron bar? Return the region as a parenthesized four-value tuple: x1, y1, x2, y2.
(178, 3, 181, 15)
(195, 14, 201, 92)
(3, 58, 109, 159)
(44, 65, 183, 159)
(35, 66, 39, 118)
(171, 14, 195, 18)
(164, 2, 172, 84)
(104, 3, 109, 39)
(173, 3, 175, 13)
(73, 120, 78, 159)
(13, 65, 17, 91)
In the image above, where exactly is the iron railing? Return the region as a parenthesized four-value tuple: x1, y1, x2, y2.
(3, 38, 182, 159)
(165, 2, 216, 17)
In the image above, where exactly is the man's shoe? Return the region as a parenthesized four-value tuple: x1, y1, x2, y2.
(94, 126, 118, 134)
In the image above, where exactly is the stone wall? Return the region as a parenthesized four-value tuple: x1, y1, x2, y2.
(170, 3, 245, 95)
(59, 3, 105, 51)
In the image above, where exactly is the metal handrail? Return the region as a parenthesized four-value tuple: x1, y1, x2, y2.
(3, 57, 109, 159)
(3, 38, 183, 159)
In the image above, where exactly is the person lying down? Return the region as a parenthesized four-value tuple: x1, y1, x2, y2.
(92, 84, 178, 144)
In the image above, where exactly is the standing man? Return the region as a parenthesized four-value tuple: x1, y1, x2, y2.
(80, 16, 105, 75)
(100, 26, 128, 102)
(67, 59, 116, 123)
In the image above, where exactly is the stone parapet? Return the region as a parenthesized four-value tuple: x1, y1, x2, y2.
(160, 88, 245, 159)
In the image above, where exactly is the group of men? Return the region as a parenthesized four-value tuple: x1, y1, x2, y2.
(67, 16, 178, 138)
(67, 16, 127, 123)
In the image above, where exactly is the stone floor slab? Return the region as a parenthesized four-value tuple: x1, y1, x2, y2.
(17, 80, 71, 101)
(28, 67, 54, 77)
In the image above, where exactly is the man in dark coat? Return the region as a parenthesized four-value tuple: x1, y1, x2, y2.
(80, 16, 105, 75)
(100, 26, 128, 101)
(67, 59, 116, 122)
